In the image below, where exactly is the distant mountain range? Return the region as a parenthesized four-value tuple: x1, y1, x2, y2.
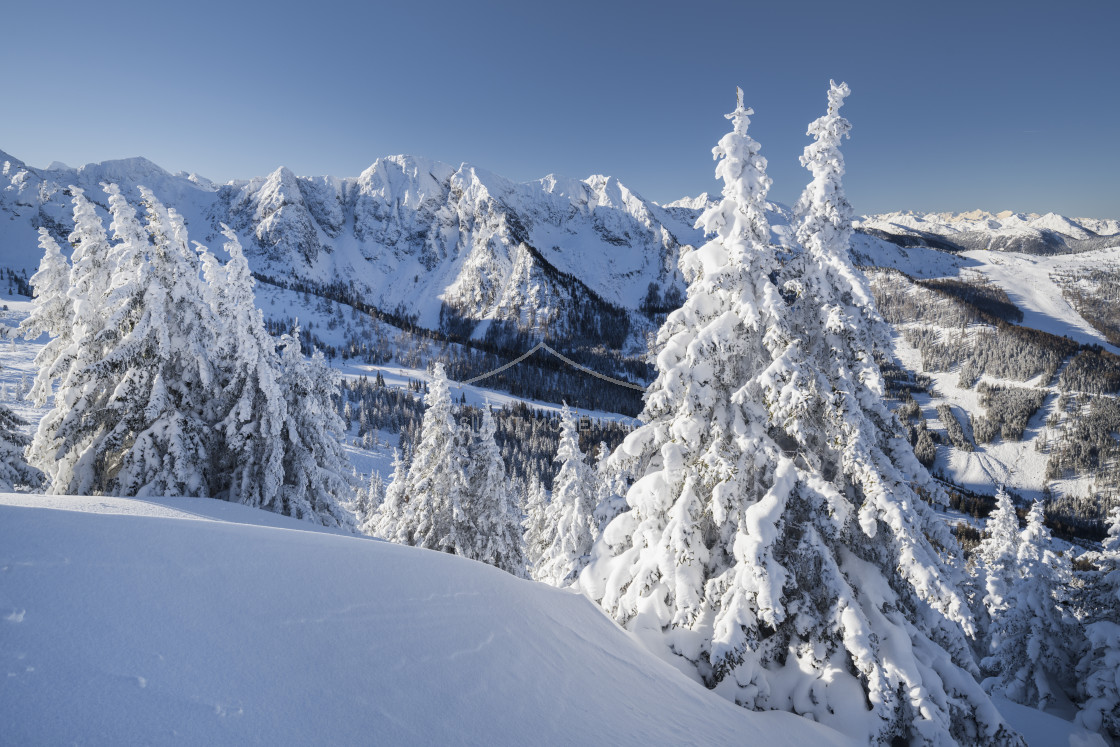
(2, 149, 1117, 347)
(855, 210, 1120, 255)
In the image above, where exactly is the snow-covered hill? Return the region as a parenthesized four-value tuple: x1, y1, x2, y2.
(0, 493, 854, 746)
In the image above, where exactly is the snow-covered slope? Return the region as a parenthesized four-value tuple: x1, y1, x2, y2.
(0, 493, 853, 746)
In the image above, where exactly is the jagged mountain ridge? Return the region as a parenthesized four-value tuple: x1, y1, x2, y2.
(3, 148, 1118, 346)
(1, 149, 701, 346)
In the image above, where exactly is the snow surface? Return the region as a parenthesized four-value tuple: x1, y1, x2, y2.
(965, 247, 1120, 354)
(0, 493, 853, 746)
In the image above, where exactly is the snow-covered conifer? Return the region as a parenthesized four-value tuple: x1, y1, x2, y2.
(522, 475, 551, 576)
(364, 471, 386, 521)
(537, 405, 596, 587)
(35, 185, 216, 497)
(1076, 505, 1120, 739)
(276, 329, 355, 527)
(27, 188, 114, 481)
(365, 449, 407, 538)
(983, 501, 1074, 710)
(581, 86, 1017, 745)
(466, 407, 526, 576)
(977, 485, 1022, 637)
(387, 363, 470, 552)
(202, 226, 287, 509)
(19, 229, 72, 405)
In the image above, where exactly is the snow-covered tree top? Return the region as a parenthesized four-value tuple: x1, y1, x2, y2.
(693, 87, 773, 273)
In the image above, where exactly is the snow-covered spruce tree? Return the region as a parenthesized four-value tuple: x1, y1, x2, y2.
(1076, 505, 1120, 739)
(537, 405, 597, 586)
(27, 187, 115, 483)
(975, 485, 1022, 641)
(20, 229, 73, 406)
(359, 470, 385, 525)
(37, 185, 216, 497)
(522, 474, 551, 576)
(276, 328, 355, 527)
(385, 363, 471, 552)
(581, 87, 1017, 745)
(365, 449, 407, 538)
(982, 501, 1075, 709)
(593, 440, 630, 530)
(466, 407, 526, 576)
(200, 226, 286, 510)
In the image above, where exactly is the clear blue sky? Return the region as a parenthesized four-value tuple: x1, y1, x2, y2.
(4, 0, 1117, 217)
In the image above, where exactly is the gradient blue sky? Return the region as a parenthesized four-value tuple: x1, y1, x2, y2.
(4, 0, 1117, 217)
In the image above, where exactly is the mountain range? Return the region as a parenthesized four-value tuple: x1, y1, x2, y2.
(4, 149, 1117, 348)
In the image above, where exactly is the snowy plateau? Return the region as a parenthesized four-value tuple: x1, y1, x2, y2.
(1, 145, 1118, 745)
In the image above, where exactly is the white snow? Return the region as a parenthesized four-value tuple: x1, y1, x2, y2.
(0, 492, 853, 746)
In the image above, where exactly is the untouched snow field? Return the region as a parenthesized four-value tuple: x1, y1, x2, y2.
(0, 493, 852, 746)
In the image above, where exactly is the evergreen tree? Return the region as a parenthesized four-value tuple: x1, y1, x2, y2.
(537, 405, 596, 587)
(983, 501, 1074, 709)
(976, 485, 1022, 639)
(35, 185, 216, 496)
(365, 449, 407, 539)
(20, 229, 73, 405)
(467, 407, 526, 576)
(1076, 505, 1120, 740)
(364, 471, 386, 522)
(581, 86, 1017, 745)
(201, 226, 286, 510)
(276, 329, 355, 527)
(522, 474, 551, 577)
(387, 363, 471, 552)
(27, 187, 115, 484)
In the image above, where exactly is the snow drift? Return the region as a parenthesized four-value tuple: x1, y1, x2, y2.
(0, 493, 852, 745)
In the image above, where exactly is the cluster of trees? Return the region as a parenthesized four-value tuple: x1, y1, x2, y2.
(971, 383, 1047, 443)
(871, 268, 1079, 387)
(872, 269, 1024, 329)
(968, 488, 1120, 741)
(334, 373, 631, 491)
(2, 267, 32, 298)
(362, 364, 614, 582)
(571, 83, 1023, 744)
(894, 393, 940, 466)
(1055, 265, 1120, 347)
(903, 325, 1075, 388)
(15, 185, 353, 526)
(1059, 348, 1120, 395)
(938, 403, 975, 452)
(917, 276, 1024, 324)
(1046, 395, 1120, 481)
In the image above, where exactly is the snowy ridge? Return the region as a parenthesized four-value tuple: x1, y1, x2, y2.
(1, 149, 701, 339)
(857, 210, 1120, 255)
(7, 146, 1114, 344)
